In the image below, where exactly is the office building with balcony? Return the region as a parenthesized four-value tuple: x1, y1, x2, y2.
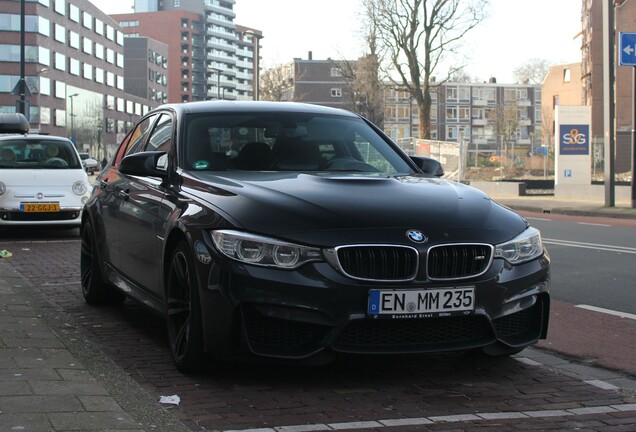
(118, 0, 262, 102)
(0, 0, 159, 160)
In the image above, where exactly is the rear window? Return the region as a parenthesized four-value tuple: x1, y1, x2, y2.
(0, 138, 82, 169)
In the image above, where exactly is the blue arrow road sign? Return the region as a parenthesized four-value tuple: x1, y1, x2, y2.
(619, 32, 636, 66)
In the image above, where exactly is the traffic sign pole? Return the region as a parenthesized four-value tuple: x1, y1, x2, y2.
(619, 32, 636, 208)
(632, 66, 635, 208)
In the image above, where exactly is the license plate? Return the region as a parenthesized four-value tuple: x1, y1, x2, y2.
(368, 287, 475, 318)
(20, 202, 60, 212)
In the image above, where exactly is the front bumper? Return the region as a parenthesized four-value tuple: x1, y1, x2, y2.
(0, 207, 84, 226)
(197, 244, 551, 360)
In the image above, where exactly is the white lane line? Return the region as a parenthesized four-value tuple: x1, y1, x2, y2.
(575, 304, 636, 321)
(222, 403, 636, 432)
(543, 238, 636, 254)
(526, 217, 553, 221)
(577, 222, 611, 227)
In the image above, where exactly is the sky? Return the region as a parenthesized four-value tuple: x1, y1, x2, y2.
(89, 0, 582, 84)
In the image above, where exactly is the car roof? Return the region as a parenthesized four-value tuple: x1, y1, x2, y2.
(0, 134, 74, 144)
(150, 101, 360, 118)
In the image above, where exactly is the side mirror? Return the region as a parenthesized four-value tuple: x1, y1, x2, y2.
(0, 113, 30, 134)
(119, 151, 168, 178)
(410, 156, 445, 177)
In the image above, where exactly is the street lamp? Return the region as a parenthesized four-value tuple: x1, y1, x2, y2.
(68, 93, 79, 147)
(243, 30, 264, 101)
(208, 67, 221, 100)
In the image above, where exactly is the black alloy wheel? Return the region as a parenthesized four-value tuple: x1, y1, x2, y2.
(166, 241, 205, 372)
(80, 221, 123, 304)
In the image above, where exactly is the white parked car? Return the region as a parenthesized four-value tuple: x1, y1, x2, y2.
(0, 114, 91, 228)
(79, 152, 99, 174)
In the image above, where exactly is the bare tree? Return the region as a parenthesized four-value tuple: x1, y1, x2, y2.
(333, 22, 385, 128)
(260, 63, 295, 101)
(513, 58, 550, 84)
(495, 104, 520, 167)
(365, 0, 489, 139)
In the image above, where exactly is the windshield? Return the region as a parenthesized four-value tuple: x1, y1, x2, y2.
(0, 138, 82, 169)
(182, 112, 414, 175)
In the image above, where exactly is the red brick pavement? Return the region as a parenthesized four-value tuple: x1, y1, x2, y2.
(2, 236, 636, 432)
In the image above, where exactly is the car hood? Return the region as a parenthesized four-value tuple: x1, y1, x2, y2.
(183, 172, 528, 246)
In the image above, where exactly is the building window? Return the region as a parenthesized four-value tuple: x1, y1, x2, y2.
(563, 68, 571, 83)
(54, 24, 65, 43)
(95, 19, 104, 36)
(54, 109, 66, 127)
(54, 0, 65, 16)
(54, 52, 66, 71)
(331, 88, 342, 97)
(95, 67, 104, 84)
(446, 107, 458, 121)
(69, 31, 80, 49)
(106, 25, 114, 41)
(69, 4, 79, 22)
(331, 67, 342, 77)
(83, 63, 92, 79)
(95, 43, 104, 60)
(38, 16, 50, 36)
(69, 58, 79, 76)
(82, 12, 92, 30)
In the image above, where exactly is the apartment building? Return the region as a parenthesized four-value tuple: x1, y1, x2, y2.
(0, 0, 158, 159)
(119, 0, 263, 102)
(384, 80, 543, 160)
(115, 10, 203, 103)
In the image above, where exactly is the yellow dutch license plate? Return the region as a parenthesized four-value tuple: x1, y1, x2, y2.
(20, 203, 60, 212)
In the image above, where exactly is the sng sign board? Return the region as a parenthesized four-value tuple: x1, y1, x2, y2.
(559, 124, 589, 156)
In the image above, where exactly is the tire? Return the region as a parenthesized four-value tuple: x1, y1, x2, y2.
(166, 241, 205, 373)
(80, 221, 124, 305)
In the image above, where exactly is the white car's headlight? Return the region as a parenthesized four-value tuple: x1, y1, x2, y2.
(72, 181, 88, 195)
(211, 230, 322, 269)
(0, 181, 5, 195)
(495, 227, 543, 265)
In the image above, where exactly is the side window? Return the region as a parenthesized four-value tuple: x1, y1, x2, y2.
(146, 114, 173, 152)
(112, 114, 157, 166)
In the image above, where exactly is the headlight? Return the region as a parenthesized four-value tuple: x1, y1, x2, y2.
(495, 227, 543, 264)
(0, 181, 5, 195)
(211, 230, 322, 269)
(72, 181, 88, 195)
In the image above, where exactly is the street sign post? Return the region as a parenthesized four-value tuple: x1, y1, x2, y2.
(618, 32, 636, 208)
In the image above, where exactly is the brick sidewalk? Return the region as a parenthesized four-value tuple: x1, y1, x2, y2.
(0, 248, 189, 432)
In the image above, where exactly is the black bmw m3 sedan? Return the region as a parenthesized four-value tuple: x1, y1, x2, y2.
(80, 101, 550, 372)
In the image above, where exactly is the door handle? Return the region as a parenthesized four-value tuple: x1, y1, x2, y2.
(118, 189, 130, 200)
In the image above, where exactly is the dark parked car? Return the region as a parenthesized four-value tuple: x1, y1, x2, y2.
(80, 101, 550, 372)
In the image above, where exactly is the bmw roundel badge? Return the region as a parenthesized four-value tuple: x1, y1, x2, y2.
(406, 229, 427, 243)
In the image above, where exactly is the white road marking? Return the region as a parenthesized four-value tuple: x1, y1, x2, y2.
(577, 222, 611, 227)
(543, 238, 636, 254)
(575, 304, 636, 321)
(526, 217, 553, 221)
(222, 403, 636, 432)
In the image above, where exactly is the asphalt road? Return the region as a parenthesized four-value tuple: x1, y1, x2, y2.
(519, 211, 636, 314)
